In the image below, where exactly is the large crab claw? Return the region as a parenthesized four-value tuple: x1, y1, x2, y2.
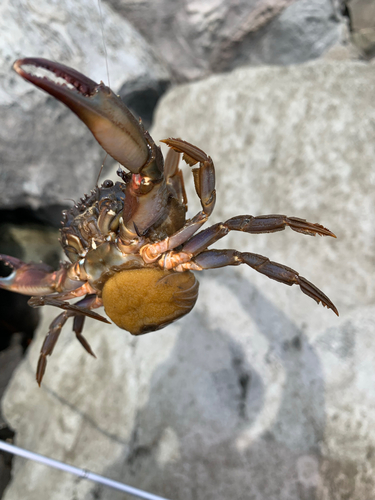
(13, 58, 163, 180)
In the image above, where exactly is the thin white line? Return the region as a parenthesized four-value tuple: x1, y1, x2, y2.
(0, 440, 171, 500)
(97, 0, 110, 87)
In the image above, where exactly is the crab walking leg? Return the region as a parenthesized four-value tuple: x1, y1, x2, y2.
(161, 138, 216, 216)
(28, 295, 109, 323)
(28, 281, 99, 305)
(155, 214, 336, 270)
(73, 317, 97, 358)
(190, 249, 339, 316)
(141, 139, 216, 263)
(182, 214, 336, 255)
(164, 148, 188, 211)
(141, 212, 208, 263)
(37, 312, 66, 385)
(36, 295, 103, 385)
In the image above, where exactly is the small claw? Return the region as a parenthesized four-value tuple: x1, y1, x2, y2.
(298, 276, 339, 316)
(161, 138, 208, 166)
(13, 58, 151, 174)
(0, 254, 56, 295)
(161, 137, 216, 216)
(286, 217, 336, 238)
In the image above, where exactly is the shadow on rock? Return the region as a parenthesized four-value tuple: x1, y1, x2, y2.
(82, 269, 326, 500)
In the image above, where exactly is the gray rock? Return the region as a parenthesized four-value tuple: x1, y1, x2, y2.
(2, 60, 375, 499)
(106, 0, 350, 80)
(0, 0, 170, 214)
(348, 0, 375, 58)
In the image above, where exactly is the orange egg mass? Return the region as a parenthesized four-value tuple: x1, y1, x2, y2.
(102, 268, 198, 335)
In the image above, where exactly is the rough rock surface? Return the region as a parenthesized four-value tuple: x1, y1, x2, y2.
(106, 0, 350, 81)
(348, 0, 375, 57)
(0, 0, 169, 216)
(2, 60, 375, 499)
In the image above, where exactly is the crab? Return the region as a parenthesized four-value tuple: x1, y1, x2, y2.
(0, 58, 338, 385)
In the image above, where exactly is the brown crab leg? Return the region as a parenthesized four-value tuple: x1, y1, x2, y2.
(73, 315, 97, 358)
(36, 294, 103, 385)
(141, 138, 216, 262)
(28, 282, 96, 302)
(182, 215, 336, 255)
(189, 249, 338, 316)
(28, 295, 110, 324)
(164, 148, 187, 211)
(141, 212, 208, 263)
(161, 138, 216, 216)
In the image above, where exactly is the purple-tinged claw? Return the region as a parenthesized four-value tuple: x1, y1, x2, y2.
(0, 254, 57, 296)
(13, 58, 151, 174)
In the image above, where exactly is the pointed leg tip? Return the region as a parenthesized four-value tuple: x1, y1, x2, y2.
(320, 296, 339, 316)
(298, 276, 338, 317)
(331, 304, 339, 316)
(323, 228, 337, 238)
(88, 348, 97, 358)
(36, 356, 47, 386)
(318, 225, 336, 238)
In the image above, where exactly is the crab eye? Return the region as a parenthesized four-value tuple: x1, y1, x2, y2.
(138, 176, 153, 195)
(102, 268, 199, 335)
(102, 179, 113, 188)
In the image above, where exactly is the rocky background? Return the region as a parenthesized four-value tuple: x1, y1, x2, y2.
(0, 0, 374, 499)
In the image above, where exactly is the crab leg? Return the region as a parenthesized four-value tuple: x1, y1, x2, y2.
(161, 138, 216, 216)
(141, 212, 208, 263)
(189, 249, 338, 316)
(36, 294, 103, 385)
(164, 148, 187, 210)
(182, 215, 336, 255)
(141, 138, 216, 262)
(28, 295, 109, 324)
(0, 255, 64, 295)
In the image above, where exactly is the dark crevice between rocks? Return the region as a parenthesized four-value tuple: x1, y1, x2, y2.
(0, 204, 68, 229)
(126, 426, 154, 476)
(341, 1, 353, 33)
(119, 79, 170, 130)
(0, 205, 64, 498)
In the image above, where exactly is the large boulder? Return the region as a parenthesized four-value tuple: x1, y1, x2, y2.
(0, 0, 169, 217)
(106, 0, 351, 81)
(2, 60, 375, 499)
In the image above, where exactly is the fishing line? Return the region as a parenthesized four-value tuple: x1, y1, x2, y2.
(0, 440, 171, 500)
(96, 0, 111, 185)
(97, 0, 110, 87)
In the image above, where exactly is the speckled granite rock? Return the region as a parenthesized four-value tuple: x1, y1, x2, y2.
(106, 0, 350, 80)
